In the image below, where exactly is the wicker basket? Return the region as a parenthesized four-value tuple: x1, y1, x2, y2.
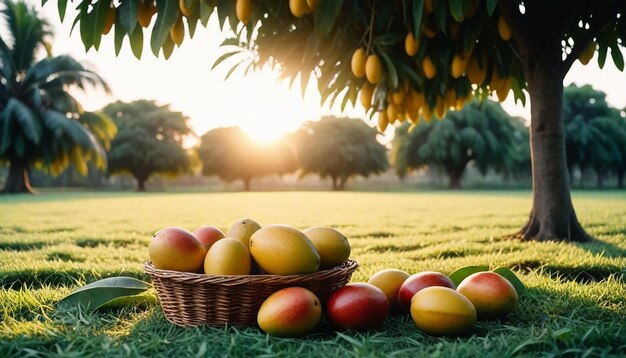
(144, 259, 358, 327)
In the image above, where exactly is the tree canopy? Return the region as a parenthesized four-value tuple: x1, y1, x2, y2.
(102, 100, 192, 191)
(294, 116, 388, 190)
(391, 100, 523, 188)
(563, 84, 626, 188)
(197, 126, 296, 191)
(0, 0, 114, 193)
(56, 0, 626, 241)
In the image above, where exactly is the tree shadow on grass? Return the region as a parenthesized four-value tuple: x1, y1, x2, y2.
(574, 237, 626, 259)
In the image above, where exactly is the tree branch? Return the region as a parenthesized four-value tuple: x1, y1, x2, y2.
(561, 1, 626, 77)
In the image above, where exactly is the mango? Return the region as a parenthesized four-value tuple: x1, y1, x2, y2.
(203, 238, 251, 275)
(457, 271, 518, 318)
(410, 286, 476, 336)
(149, 227, 206, 272)
(368, 269, 410, 313)
(257, 287, 321, 337)
(303, 226, 350, 269)
(226, 218, 261, 248)
(249, 225, 320, 275)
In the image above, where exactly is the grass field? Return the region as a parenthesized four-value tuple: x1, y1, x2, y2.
(1, 191, 625, 357)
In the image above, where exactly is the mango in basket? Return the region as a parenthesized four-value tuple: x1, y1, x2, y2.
(303, 226, 351, 269)
(257, 287, 321, 337)
(149, 227, 207, 272)
(227, 218, 261, 248)
(204, 238, 251, 275)
(249, 225, 320, 275)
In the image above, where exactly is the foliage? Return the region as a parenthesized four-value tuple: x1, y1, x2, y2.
(102, 100, 192, 191)
(293, 116, 388, 190)
(197, 126, 296, 190)
(1, 191, 625, 355)
(59, 0, 625, 119)
(0, 0, 114, 192)
(563, 84, 625, 186)
(391, 100, 523, 188)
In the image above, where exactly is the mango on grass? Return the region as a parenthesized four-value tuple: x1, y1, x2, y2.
(457, 271, 518, 318)
(257, 287, 321, 337)
(410, 286, 476, 336)
(249, 225, 320, 275)
(303, 226, 350, 269)
(368, 269, 410, 313)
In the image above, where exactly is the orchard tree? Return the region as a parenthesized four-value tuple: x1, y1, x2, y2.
(197, 127, 296, 191)
(0, 0, 114, 194)
(60, 0, 626, 241)
(295, 116, 388, 190)
(391, 100, 519, 188)
(563, 84, 623, 188)
(102, 100, 192, 191)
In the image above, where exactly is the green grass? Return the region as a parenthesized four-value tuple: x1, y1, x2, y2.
(1, 191, 625, 357)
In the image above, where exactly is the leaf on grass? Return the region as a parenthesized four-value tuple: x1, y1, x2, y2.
(95, 289, 158, 311)
(449, 265, 489, 286)
(59, 276, 151, 309)
(492, 266, 526, 295)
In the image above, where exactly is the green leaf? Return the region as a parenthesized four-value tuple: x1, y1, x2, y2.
(90, 0, 111, 50)
(211, 50, 241, 70)
(59, 277, 151, 309)
(95, 289, 158, 311)
(609, 43, 624, 71)
(449, 265, 489, 286)
(314, 0, 344, 35)
(57, 0, 68, 22)
(434, 0, 448, 33)
(412, 0, 424, 37)
(151, 0, 180, 57)
(597, 41, 608, 69)
(492, 267, 526, 295)
(485, 0, 497, 17)
(129, 27, 144, 59)
(79, 6, 94, 51)
(119, 0, 138, 34)
(200, 0, 212, 26)
(448, 0, 466, 22)
(162, 35, 175, 59)
(114, 18, 126, 57)
(379, 51, 399, 90)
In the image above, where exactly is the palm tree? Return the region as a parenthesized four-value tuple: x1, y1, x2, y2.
(0, 0, 115, 193)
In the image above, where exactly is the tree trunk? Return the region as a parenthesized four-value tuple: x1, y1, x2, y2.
(596, 169, 604, 189)
(618, 170, 624, 189)
(445, 168, 463, 189)
(1, 159, 35, 194)
(331, 176, 338, 191)
(339, 176, 348, 190)
(136, 177, 147, 192)
(243, 178, 250, 191)
(443, 160, 468, 189)
(518, 54, 590, 242)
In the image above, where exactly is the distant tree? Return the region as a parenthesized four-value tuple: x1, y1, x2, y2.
(0, 1, 114, 193)
(294, 116, 388, 190)
(391, 101, 519, 188)
(102, 100, 192, 192)
(563, 84, 623, 187)
(616, 114, 626, 188)
(197, 127, 296, 191)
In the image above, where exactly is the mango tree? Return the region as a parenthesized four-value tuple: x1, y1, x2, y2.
(57, 0, 626, 241)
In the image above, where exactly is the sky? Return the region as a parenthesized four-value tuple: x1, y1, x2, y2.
(29, 1, 626, 144)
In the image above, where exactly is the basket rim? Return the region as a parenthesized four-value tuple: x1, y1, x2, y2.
(144, 259, 358, 285)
